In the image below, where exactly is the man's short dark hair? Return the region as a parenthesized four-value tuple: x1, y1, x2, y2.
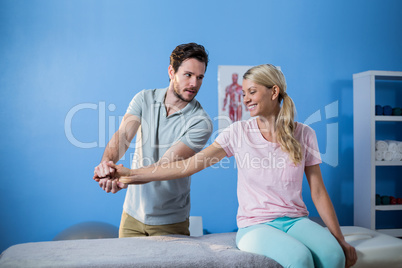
(170, 43, 209, 73)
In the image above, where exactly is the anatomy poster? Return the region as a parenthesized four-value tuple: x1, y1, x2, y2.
(218, 65, 253, 131)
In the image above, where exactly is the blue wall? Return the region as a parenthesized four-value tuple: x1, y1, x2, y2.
(1, 0, 402, 252)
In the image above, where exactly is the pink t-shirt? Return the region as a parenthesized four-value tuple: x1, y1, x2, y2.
(215, 118, 322, 228)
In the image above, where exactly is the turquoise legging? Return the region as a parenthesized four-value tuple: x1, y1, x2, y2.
(236, 217, 345, 268)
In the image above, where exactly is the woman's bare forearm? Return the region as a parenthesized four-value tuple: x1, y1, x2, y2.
(118, 142, 227, 184)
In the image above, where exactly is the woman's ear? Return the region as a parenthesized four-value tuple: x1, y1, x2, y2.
(271, 85, 280, 101)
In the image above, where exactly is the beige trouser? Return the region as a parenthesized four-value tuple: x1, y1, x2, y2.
(119, 210, 190, 238)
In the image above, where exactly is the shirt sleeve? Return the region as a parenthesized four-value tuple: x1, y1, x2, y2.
(215, 124, 235, 157)
(303, 126, 322, 166)
(126, 90, 145, 117)
(180, 115, 213, 153)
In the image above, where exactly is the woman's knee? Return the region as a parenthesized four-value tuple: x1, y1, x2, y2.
(284, 246, 314, 268)
(314, 243, 345, 268)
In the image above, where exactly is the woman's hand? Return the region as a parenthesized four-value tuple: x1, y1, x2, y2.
(104, 162, 149, 184)
(339, 240, 357, 268)
(105, 161, 132, 177)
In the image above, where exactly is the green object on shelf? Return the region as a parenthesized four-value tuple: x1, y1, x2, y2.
(381, 196, 390, 205)
(376, 194, 381, 205)
(392, 107, 402, 115)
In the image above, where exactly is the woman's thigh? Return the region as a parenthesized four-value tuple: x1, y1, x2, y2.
(287, 218, 345, 268)
(236, 224, 314, 268)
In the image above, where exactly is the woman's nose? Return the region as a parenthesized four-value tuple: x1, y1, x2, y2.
(243, 94, 249, 103)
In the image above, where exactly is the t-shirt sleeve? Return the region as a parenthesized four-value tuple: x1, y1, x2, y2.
(303, 126, 322, 166)
(180, 116, 213, 153)
(126, 90, 145, 117)
(215, 125, 235, 157)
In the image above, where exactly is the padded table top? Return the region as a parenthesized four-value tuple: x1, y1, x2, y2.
(2, 226, 402, 268)
(0, 232, 281, 268)
(340, 226, 402, 268)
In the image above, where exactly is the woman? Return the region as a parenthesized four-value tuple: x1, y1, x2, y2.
(103, 64, 357, 268)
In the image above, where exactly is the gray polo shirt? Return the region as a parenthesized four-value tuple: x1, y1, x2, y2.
(123, 87, 213, 225)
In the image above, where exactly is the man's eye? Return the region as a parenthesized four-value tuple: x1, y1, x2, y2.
(197, 76, 204, 80)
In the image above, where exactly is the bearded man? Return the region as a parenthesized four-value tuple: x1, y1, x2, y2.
(93, 43, 212, 237)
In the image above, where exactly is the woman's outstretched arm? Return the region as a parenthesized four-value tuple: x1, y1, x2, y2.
(107, 141, 227, 184)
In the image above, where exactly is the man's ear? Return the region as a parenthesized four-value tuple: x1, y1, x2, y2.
(168, 65, 175, 81)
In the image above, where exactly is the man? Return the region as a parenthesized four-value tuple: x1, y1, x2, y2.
(93, 43, 212, 237)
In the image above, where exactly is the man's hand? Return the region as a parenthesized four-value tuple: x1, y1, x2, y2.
(94, 160, 116, 181)
(93, 162, 128, 193)
(98, 177, 128, 193)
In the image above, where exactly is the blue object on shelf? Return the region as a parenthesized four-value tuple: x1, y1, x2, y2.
(375, 105, 383, 115)
(383, 105, 393, 115)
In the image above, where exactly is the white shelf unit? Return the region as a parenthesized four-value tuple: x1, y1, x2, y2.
(353, 70, 402, 237)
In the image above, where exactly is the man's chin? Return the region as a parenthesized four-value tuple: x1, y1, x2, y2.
(175, 92, 194, 103)
(181, 97, 193, 103)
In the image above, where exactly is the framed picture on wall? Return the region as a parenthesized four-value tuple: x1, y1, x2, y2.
(217, 65, 253, 131)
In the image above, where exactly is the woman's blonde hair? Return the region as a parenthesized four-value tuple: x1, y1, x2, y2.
(243, 64, 302, 165)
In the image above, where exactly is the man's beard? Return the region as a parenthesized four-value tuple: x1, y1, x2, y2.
(173, 84, 196, 103)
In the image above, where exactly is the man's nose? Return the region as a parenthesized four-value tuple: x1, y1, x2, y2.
(189, 77, 198, 87)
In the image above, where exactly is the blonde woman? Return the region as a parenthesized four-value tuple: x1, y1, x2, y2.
(101, 64, 357, 268)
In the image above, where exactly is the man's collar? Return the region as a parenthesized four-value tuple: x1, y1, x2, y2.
(154, 87, 168, 103)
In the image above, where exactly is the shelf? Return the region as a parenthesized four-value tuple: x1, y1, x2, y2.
(354, 70, 402, 237)
(376, 205, 402, 211)
(353, 70, 402, 80)
(376, 161, 402, 166)
(375, 116, 402, 122)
